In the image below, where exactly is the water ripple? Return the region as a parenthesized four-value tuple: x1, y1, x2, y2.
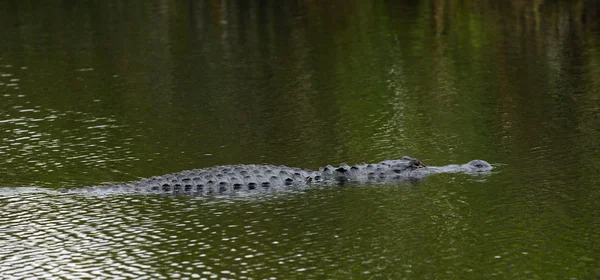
(0, 105, 139, 187)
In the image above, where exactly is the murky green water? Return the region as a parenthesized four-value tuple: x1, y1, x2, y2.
(1, 0, 600, 279)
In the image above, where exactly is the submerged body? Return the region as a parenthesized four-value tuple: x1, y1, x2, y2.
(61, 157, 493, 195)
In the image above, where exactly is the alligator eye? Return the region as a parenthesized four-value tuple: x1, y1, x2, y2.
(412, 161, 424, 168)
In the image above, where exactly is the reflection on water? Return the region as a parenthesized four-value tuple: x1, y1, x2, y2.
(1, 0, 600, 278)
(2, 174, 598, 279)
(0, 103, 140, 187)
(0, 182, 508, 278)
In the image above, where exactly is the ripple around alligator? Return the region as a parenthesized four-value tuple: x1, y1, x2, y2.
(0, 184, 435, 279)
(2, 166, 600, 279)
(0, 174, 499, 279)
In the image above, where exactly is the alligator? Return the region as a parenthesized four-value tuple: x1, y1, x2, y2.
(59, 156, 493, 195)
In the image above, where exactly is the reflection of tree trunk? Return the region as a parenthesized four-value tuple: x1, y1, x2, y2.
(190, 0, 205, 41)
(434, 0, 445, 37)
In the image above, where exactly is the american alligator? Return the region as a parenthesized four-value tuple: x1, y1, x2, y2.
(59, 156, 493, 195)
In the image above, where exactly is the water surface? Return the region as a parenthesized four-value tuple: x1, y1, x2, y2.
(1, 1, 599, 279)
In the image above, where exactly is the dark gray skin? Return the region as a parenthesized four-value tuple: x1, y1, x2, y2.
(60, 156, 493, 195)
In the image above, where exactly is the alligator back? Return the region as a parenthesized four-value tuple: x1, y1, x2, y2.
(318, 157, 426, 183)
(59, 157, 492, 196)
(63, 164, 315, 195)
